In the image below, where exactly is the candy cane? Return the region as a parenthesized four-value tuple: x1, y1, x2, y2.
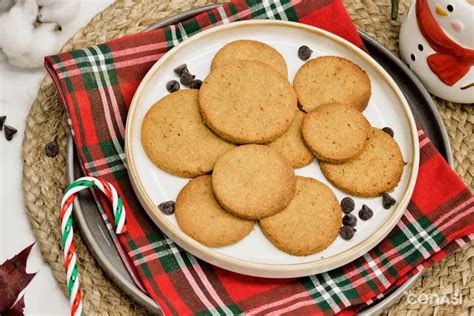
(60, 176, 126, 316)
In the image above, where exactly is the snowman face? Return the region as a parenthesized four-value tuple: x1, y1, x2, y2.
(427, 0, 474, 48)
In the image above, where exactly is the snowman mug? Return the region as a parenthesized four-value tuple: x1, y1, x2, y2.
(399, 0, 473, 104)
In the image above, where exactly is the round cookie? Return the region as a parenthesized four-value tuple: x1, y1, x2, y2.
(212, 145, 296, 219)
(211, 40, 288, 77)
(176, 176, 255, 247)
(199, 60, 297, 144)
(302, 102, 371, 163)
(260, 176, 342, 256)
(141, 90, 235, 178)
(293, 56, 372, 112)
(268, 111, 313, 168)
(320, 128, 404, 197)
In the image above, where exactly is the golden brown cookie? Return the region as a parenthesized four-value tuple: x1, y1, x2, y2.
(199, 60, 297, 144)
(211, 40, 288, 77)
(293, 56, 372, 112)
(141, 90, 235, 178)
(176, 176, 255, 247)
(268, 111, 313, 168)
(302, 102, 371, 163)
(260, 176, 342, 256)
(212, 145, 296, 219)
(320, 128, 404, 197)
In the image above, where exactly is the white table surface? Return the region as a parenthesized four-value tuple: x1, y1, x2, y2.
(0, 1, 113, 314)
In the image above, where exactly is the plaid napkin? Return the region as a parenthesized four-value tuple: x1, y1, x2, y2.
(45, 0, 474, 314)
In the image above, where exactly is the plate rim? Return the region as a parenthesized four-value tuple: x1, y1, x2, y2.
(125, 19, 420, 278)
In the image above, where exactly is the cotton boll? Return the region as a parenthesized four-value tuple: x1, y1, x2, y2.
(0, 0, 14, 12)
(37, 0, 79, 25)
(7, 22, 60, 68)
(0, 0, 37, 57)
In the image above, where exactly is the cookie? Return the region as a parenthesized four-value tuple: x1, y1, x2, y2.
(211, 40, 288, 77)
(260, 176, 342, 256)
(212, 145, 296, 219)
(302, 102, 371, 163)
(268, 111, 313, 168)
(199, 60, 297, 144)
(293, 56, 372, 112)
(320, 128, 404, 197)
(176, 176, 255, 247)
(141, 90, 235, 178)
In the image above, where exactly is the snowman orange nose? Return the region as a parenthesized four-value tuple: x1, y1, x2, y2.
(435, 6, 448, 16)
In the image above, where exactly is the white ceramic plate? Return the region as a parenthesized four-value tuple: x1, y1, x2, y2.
(125, 20, 419, 278)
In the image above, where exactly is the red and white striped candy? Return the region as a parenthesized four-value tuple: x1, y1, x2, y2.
(60, 176, 126, 316)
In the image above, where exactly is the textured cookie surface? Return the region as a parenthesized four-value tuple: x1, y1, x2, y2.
(211, 40, 288, 77)
(176, 176, 255, 247)
(293, 56, 371, 112)
(199, 60, 297, 144)
(268, 111, 313, 168)
(212, 145, 296, 219)
(141, 90, 235, 177)
(302, 102, 370, 162)
(260, 176, 342, 256)
(320, 128, 404, 197)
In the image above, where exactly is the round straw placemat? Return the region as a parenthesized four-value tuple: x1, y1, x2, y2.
(22, 0, 473, 314)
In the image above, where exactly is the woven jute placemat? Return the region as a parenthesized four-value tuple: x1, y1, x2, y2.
(21, 0, 473, 314)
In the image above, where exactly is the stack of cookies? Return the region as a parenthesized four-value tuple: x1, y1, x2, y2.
(141, 40, 404, 256)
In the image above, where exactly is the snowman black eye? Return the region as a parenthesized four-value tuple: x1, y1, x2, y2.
(447, 4, 454, 12)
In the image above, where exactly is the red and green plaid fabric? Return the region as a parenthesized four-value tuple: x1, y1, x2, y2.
(45, 0, 474, 314)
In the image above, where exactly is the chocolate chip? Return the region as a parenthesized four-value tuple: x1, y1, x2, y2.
(45, 141, 59, 157)
(189, 79, 202, 89)
(358, 204, 373, 221)
(0, 116, 6, 130)
(341, 197, 355, 214)
(298, 45, 313, 61)
(340, 225, 355, 240)
(166, 80, 180, 93)
(4, 125, 17, 141)
(158, 201, 175, 215)
(180, 71, 194, 86)
(342, 214, 357, 227)
(174, 64, 188, 76)
(382, 193, 396, 209)
(382, 127, 394, 137)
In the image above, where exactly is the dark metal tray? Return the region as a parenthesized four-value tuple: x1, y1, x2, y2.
(67, 5, 453, 314)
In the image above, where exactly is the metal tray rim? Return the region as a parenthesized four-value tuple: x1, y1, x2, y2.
(67, 5, 454, 315)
